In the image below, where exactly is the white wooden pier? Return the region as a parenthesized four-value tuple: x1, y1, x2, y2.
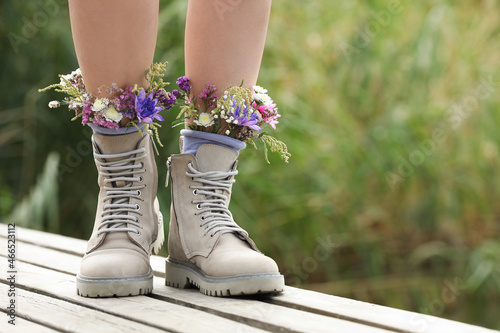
(0, 225, 496, 333)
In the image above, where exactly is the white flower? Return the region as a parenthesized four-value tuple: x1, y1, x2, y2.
(253, 85, 268, 94)
(69, 101, 82, 109)
(254, 93, 272, 106)
(225, 130, 230, 135)
(194, 112, 214, 127)
(103, 106, 123, 123)
(91, 98, 109, 112)
(59, 74, 72, 86)
(48, 100, 60, 108)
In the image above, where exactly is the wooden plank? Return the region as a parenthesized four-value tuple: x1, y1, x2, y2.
(0, 237, 392, 333)
(2, 225, 496, 333)
(0, 239, 390, 332)
(0, 224, 88, 257)
(270, 286, 497, 333)
(0, 314, 59, 333)
(0, 282, 168, 333)
(0, 251, 268, 333)
(151, 279, 392, 333)
(0, 224, 166, 277)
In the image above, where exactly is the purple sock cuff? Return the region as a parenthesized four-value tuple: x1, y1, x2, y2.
(89, 123, 144, 135)
(180, 129, 246, 155)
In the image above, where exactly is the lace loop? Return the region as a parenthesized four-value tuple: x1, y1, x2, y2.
(95, 147, 146, 236)
(186, 163, 248, 238)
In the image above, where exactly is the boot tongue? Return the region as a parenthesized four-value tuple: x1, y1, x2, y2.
(195, 144, 238, 172)
(93, 131, 145, 188)
(93, 131, 144, 156)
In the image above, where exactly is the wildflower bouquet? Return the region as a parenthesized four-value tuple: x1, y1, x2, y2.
(39, 62, 176, 143)
(174, 76, 290, 163)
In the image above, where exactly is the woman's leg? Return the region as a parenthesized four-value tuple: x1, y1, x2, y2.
(185, 0, 271, 94)
(69, 0, 159, 97)
(165, 0, 284, 297)
(68, 0, 164, 298)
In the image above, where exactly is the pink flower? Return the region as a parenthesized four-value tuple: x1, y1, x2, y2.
(252, 101, 281, 129)
(92, 116, 120, 129)
(198, 83, 218, 108)
(81, 100, 93, 126)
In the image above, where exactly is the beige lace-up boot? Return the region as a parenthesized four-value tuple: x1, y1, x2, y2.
(76, 131, 164, 297)
(165, 143, 284, 296)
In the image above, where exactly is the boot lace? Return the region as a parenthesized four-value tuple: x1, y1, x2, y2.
(186, 162, 249, 238)
(95, 148, 146, 236)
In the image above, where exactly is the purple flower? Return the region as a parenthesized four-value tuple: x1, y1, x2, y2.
(198, 83, 218, 108)
(92, 116, 119, 130)
(153, 89, 176, 111)
(198, 84, 217, 99)
(176, 76, 192, 95)
(135, 89, 164, 123)
(81, 100, 93, 126)
(231, 101, 261, 131)
(172, 89, 180, 98)
(115, 85, 136, 114)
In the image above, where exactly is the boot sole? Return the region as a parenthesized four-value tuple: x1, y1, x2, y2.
(76, 212, 164, 298)
(76, 270, 154, 297)
(165, 257, 285, 297)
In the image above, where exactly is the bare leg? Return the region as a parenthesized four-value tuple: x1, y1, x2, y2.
(185, 0, 272, 95)
(69, 1, 164, 298)
(167, 2, 284, 297)
(68, 0, 159, 98)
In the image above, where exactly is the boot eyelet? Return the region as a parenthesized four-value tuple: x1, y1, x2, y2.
(135, 204, 140, 211)
(193, 189, 198, 195)
(196, 204, 201, 209)
(137, 190, 142, 196)
(138, 176, 143, 183)
(200, 216, 205, 220)
(210, 234, 214, 238)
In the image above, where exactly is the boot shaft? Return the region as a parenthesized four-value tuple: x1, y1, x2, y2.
(87, 131, 159, 255)
(167, 143, 260, 261)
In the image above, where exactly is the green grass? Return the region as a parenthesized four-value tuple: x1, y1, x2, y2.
(1, 0, 500, 329)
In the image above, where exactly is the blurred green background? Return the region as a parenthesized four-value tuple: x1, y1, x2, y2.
(1, 0, 500, 329)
